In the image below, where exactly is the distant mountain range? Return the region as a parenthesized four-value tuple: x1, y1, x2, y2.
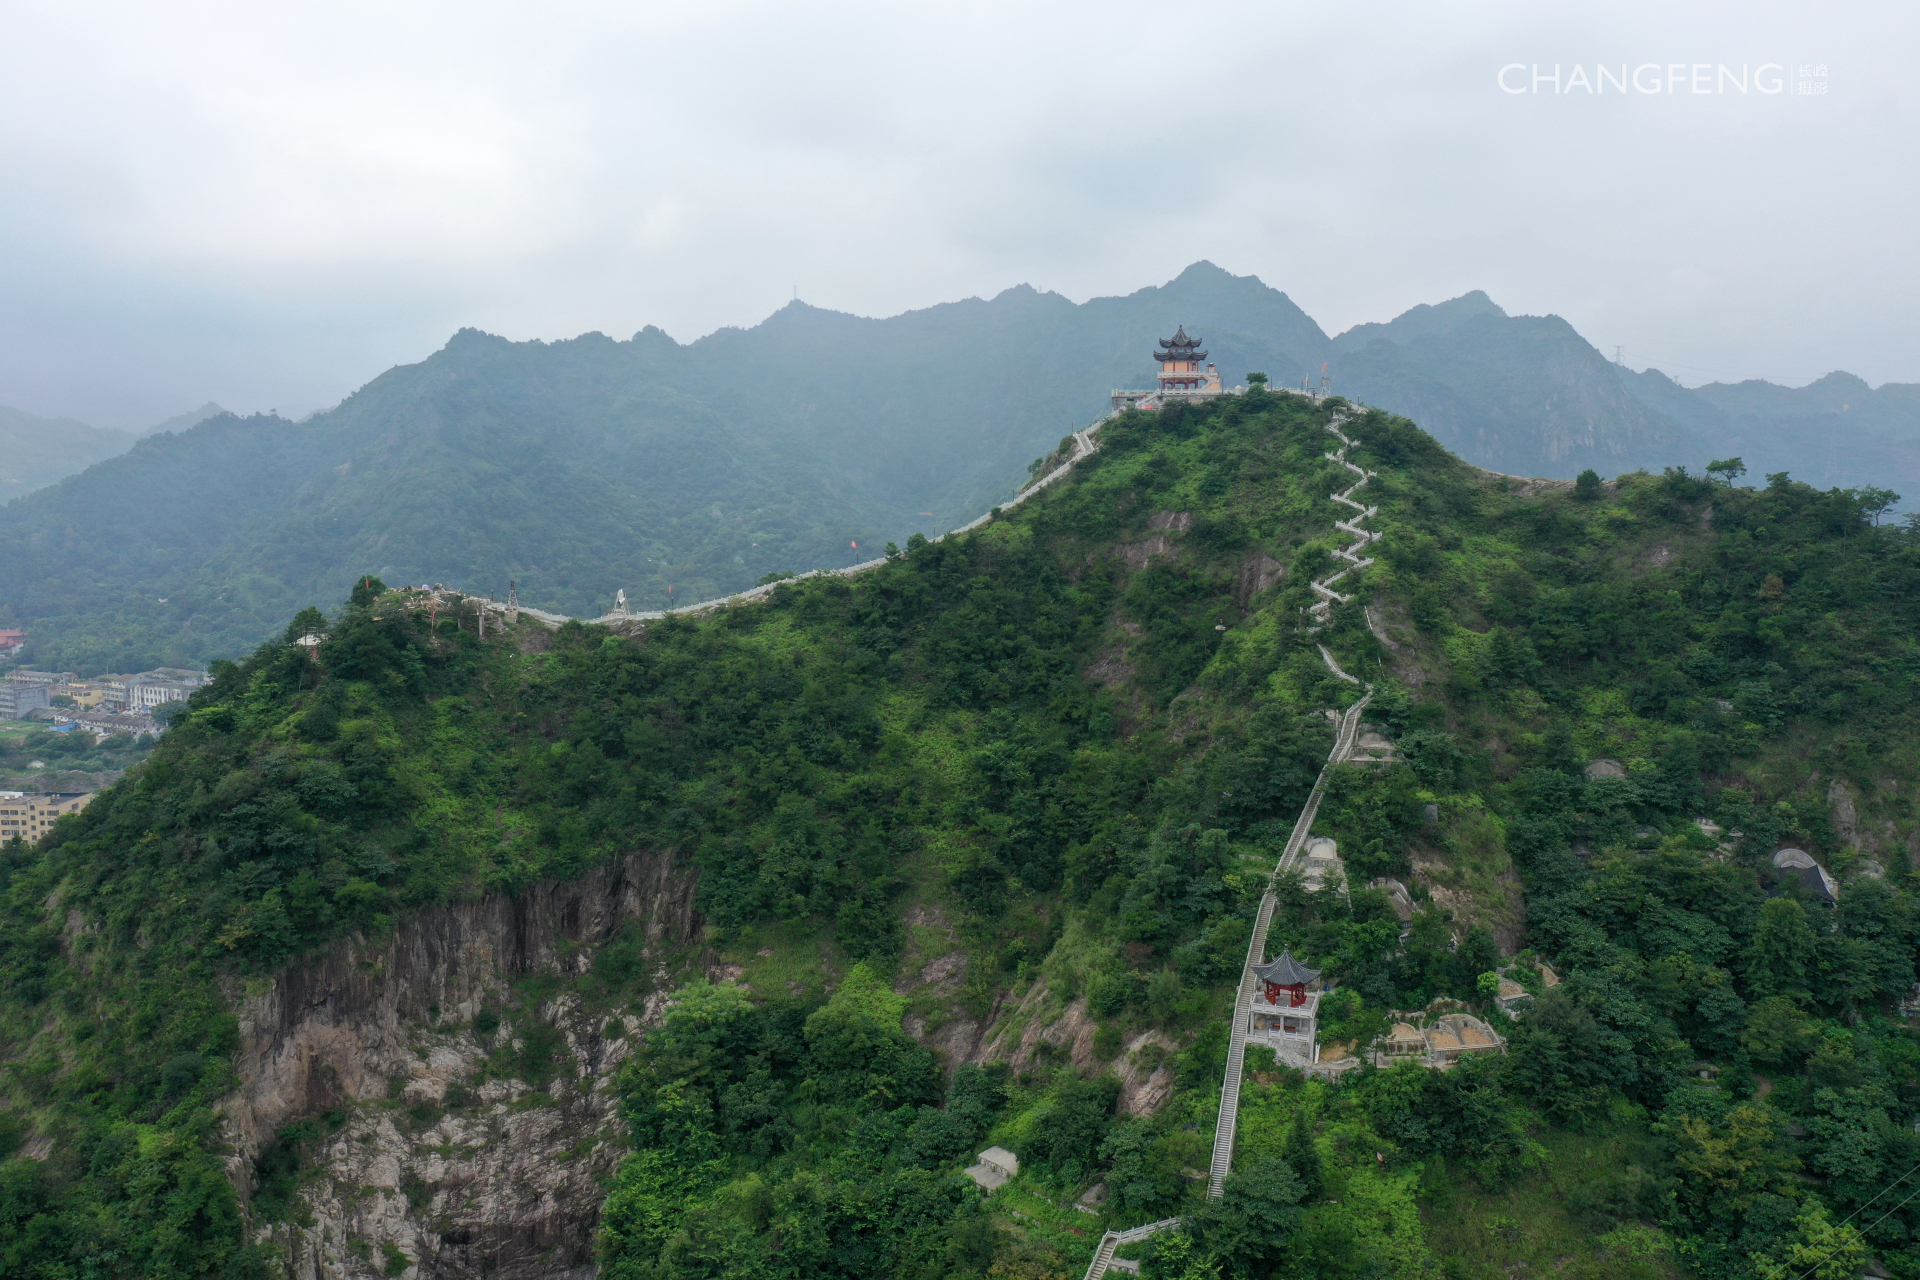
(2, 263, 1914, 672)
(0, 401, 225, 505)
(1316, 289, 1920, 489)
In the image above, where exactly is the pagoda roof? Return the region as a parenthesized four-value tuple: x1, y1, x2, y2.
(1252, 948, 1319, 986)
(1155, 326, 1206, 362)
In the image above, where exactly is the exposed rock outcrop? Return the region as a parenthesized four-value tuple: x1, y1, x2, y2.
(228, 850, 701, 1280)
(1828, 778, 1866, 851)
(966, 980, 1177, 1117)
(1232, 552, 1285, 609)
(1115, 533, 1176, 569)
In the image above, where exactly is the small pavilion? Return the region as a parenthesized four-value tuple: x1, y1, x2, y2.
(1253, 948, 1319, 1007)
(1109, 325, 1232, 411)
(1248, 949, 1322, 1064)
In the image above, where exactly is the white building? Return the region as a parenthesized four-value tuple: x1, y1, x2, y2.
(1301, 837, 1345, 894)
(1248, 949, 1322, 1066)
(68, 711, 161, 739)
(966, 1146, 1019, 1192)
(98, 668, 206, 711)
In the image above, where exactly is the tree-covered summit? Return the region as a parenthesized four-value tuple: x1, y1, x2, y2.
(0, 387, 1917, 1277)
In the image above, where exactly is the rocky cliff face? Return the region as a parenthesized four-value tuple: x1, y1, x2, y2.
(891, 906, 1179, 1118)
(225, 850, 701, 1280)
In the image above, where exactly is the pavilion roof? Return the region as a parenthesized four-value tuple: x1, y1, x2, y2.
(1251, 948, 1319, 987)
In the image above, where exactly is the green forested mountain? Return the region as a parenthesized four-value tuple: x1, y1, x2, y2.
(0, 379, 904, 676)
(0, 264, 1329, 673)
(1326, 293, 1702, 478)
(0, 405, 135, 505)
(1631, 368, 1920, 494)
(0, 401, 228, 508)
(5, 264, 1914, 676)
(1, 388, 1917, 1279)
(1691, 372, 1920, 442)
(1328, 294, 1920, 499)
(138, 401, 230, 438)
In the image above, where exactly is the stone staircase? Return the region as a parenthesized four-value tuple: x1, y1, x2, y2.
(1203, 412, 1380, 1201)
(1081, 1218, 1183, 1280)
(1308, 428, 1380, 626)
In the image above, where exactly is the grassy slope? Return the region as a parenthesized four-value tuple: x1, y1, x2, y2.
(0, 390, 1916, 1277)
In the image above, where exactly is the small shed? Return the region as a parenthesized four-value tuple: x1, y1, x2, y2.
(966, 1146, 1020, 1192)
(1301, 837, 1345, 893)
(1378, 1022, 1426, 1060)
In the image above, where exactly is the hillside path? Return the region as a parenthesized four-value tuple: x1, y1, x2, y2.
(1204, 412, 1377, 1201)
(1088, 409, 1380, 1279)
(485, 408, 1123, 627)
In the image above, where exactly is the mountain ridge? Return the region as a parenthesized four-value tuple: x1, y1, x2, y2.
(4, 263, 1917, 673)
(0, 400, 230, 505)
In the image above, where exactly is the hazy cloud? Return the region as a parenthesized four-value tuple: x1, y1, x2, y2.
(1, 0, 1912, 425)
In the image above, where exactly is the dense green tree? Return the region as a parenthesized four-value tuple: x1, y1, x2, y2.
(1179, 1157, 1306, 1280)
(1745, 898, 1819, 1004)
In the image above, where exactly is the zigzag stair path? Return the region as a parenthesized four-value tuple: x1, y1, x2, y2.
(1087, 412, 1382, 1279)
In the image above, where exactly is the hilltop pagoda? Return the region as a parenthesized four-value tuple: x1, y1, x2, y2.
(1109, 324, 1231, 412)
(1154, 325, 1223, 393)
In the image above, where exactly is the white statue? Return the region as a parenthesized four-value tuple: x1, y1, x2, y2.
(615, 588, 628, 614)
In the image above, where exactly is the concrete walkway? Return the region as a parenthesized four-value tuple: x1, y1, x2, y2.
(459, 406, 1125, 629)
(1080, 1218, 1183, 1280)
(1205, 411, 1378, 1200)
(1085, 409, 1384, 1279)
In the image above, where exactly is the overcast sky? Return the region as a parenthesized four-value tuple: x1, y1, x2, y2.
(1, 0, 1911, 427)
